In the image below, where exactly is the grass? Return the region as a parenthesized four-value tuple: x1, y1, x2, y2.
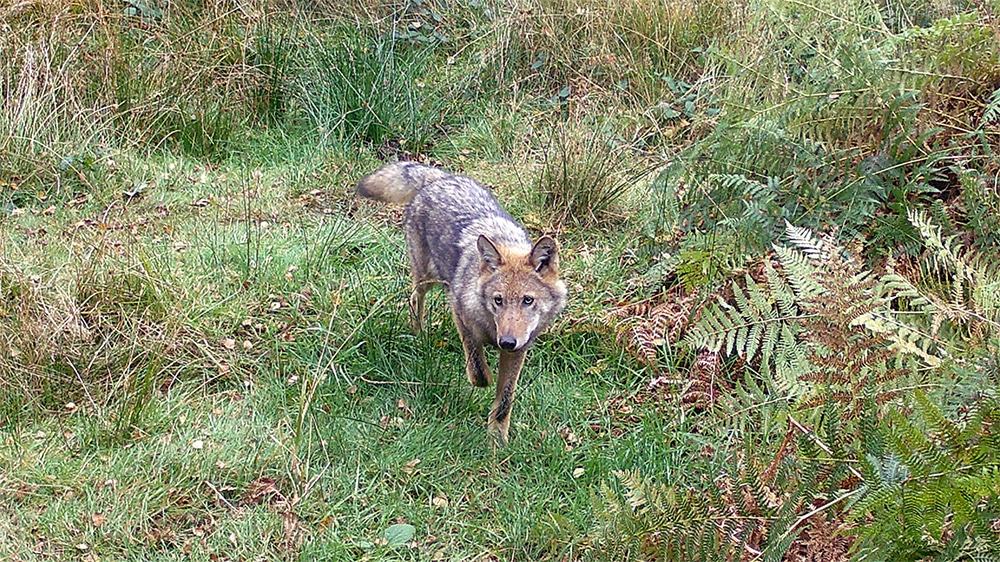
(3, 0, 1000, 559)
(1, 263, 650, 561)
(0, 137, 657, 558)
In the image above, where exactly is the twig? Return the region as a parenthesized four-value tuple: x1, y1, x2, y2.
(204, 480, 237, 510)
(767, 487, 863, 557)
(359, 374, 447, 386)
(789, 415, 865, 481)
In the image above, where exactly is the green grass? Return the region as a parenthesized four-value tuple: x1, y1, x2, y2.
(0, 138, 659, 558)
(0, 298, 655, 560)
(3, 0, 1000, 559)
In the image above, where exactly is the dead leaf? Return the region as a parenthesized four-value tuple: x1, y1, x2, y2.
(221, 338, 236, 350)
(244, 478, 280, 505)
(431, 494, 449, 507)
(402, 458, 421, 475)
(91, 512, 107, 527)
(558, 425, 580, 449)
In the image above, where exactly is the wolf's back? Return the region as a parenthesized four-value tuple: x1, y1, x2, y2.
(355, 161, 450, 205)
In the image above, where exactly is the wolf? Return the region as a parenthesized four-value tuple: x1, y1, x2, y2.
(356, 161, 568, 442)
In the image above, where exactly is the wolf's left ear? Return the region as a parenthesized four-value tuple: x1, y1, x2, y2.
(530, 236, 559, 276)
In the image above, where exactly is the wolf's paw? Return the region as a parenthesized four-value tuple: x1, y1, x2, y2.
(487, 423, 510, 447)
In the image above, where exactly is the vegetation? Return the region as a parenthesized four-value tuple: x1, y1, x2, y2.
(2, 0, 999, 560)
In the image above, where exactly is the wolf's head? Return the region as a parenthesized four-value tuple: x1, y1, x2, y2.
(477, 235, 568, 352)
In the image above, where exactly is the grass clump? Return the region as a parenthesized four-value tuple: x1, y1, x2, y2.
(536, 117, 652, 228)
(293, 27, 449, 153)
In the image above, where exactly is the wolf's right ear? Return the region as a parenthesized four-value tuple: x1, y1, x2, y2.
(478, 235, 503, 272)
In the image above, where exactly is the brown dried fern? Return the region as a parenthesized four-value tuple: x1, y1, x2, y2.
(604, 293, 694, 367)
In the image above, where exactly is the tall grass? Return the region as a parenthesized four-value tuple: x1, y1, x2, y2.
(536, 117, 652, 228)
(478, 0, 739, 105)
(293, 27, 448, 152)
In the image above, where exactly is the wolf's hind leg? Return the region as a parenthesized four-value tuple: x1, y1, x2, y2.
(405, 228, 434, 334)
(409, 280, 432, 333)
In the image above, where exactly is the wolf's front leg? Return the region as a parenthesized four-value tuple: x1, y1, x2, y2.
(489, 349, 527, 442)
(452, 312, 492, 387)
(462, 338, 492, 388)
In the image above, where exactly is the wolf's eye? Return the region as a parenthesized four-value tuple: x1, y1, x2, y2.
(494, 295, 503, 306)
(522, 296, 534, 305)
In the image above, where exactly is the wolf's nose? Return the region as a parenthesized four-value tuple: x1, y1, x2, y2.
(498, 336, 517, 350)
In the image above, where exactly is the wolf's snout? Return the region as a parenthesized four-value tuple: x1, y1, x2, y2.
(498, 336, 518, 350)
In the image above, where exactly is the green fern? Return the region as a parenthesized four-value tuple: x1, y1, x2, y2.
(682, 264, 811, 398)
(983, 87, 1000, 128)
(849, 390, 1000, 560)
(686, 219, 997, 395)
(605, 218, 999, 561)
(903, 209, 1000, 342)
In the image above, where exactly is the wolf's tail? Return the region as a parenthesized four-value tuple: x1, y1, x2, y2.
(355, 161, 449, 205)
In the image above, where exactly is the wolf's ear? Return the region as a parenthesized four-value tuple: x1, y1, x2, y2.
(478, 235, 503, 272)
(530, 236, 559, 276)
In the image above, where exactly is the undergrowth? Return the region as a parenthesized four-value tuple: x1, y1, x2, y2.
(2, 0, 1000, 560)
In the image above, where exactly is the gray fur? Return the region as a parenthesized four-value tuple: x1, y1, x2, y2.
(356, 161, 568, 442)
(356, 161, 449, 205)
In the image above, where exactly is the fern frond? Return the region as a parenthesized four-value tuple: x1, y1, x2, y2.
(981, 87, 1000, 128)
(851, 393, 1000, 559)
(783, 220, 828, 263)
(773, 244, 824, 299)
(903, 209, 1000, 337)
(683, 273, 803, 372)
